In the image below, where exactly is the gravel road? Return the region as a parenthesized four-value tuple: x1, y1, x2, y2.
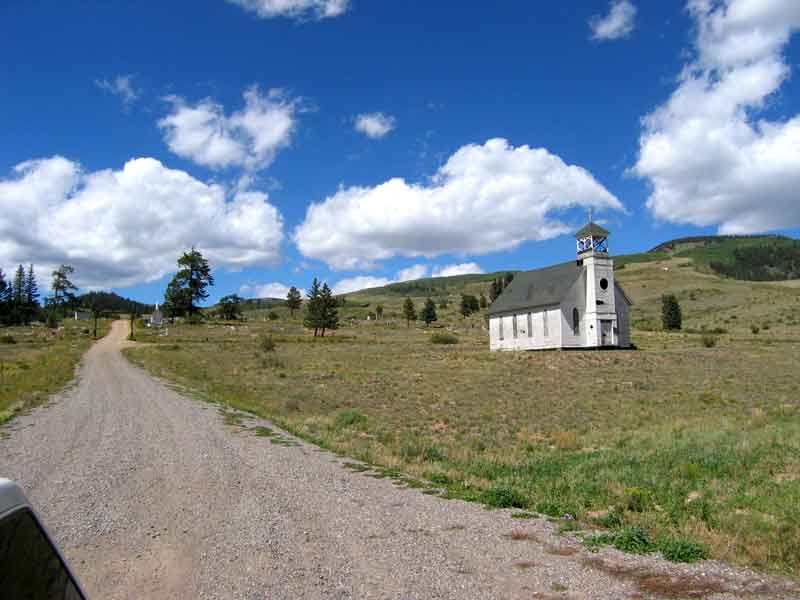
(1, 321, 797, 599)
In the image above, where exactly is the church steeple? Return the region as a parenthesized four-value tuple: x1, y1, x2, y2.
(575, 215, 610, 257)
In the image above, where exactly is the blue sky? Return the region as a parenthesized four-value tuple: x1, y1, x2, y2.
(2, 0, 800, 304)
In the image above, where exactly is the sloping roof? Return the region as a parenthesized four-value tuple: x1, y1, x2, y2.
(575, 221, 609, 239)
(487, 261, 584, 316)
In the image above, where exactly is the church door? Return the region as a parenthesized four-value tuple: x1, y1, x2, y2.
(600, 320, 613, 346)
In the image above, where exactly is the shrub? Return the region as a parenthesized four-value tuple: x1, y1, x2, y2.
(185, 314, 203, 325)
(431, 332, 458, 345)
(659, 538, 708, 563)
(662, 294, 682, 331)
(267, 311, 279, 320)
(624, 487, 651, 513)
(751, 324, 760, 334)
(700, 334, 717, 348)
(259, 334, 276, 353)
(335, 408, 367, 429)
(613, 526, 656, 554)
(480, 486, 527, 509)
(0, 335, 16, 344)
(422, 445, 445, 462)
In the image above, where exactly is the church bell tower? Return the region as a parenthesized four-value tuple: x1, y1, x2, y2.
(575, 219, 617, 346)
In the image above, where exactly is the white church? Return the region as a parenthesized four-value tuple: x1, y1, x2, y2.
(488, 221, 632, 351)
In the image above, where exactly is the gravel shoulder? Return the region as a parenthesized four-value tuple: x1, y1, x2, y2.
(1, 321, 797, 599)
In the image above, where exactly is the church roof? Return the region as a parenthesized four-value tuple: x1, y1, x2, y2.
(575, 221, 609, 239)
(487, 261, 584, 316)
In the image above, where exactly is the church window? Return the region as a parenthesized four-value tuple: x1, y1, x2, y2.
(498, 317, 504, 340)
(527, 313, 533, 338)
(512, 315, 518, 339)
(572, 308, 580, 334)
(600, 277, 609, 290)
(543, 311, 549, 337)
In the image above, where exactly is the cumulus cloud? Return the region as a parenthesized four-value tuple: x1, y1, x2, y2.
(0, 156, 284, 289)
(396, 264, 428, 282)
(227, 0, 349, 20)
(95, 74, 140, 109)
(294, 138, 622, 270)
(431, 262, 484, 278)
(158, 86, 296, 171)
(634, 0, 800, 234)
(354, 113, 396, 139)
(589, 0, 637, 40)
(240, 282, 301, 298)
(332, 261, 485, 295)
(332, 276, 392, 295)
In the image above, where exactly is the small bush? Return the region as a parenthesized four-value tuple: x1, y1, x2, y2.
(751, 324, 760, 334)
(594, 508, 624, 529)
(267, 311, 279, 320)
(659, 538, 708, 563)
(425, 472, 451, 485)
(613, 526, 656, 554)
(259, 334, 276, 353)
(422, 445, 445, 462)
(431, 332, 458, 345)
(481, 486, 527, 509)
(260, 354, 285, 369)
(0, 335, 16, 344)
(624, 487, 651, 513)
(700, 334, 717, 348)
(335, 408, 367, 429)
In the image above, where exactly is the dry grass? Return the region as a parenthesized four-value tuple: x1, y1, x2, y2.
(0, 320, 109, 425)
(123, 262, 800, 577)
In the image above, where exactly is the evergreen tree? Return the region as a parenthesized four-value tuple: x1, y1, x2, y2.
(12, 265, 25, 307)
(303, 278, 323, 336)
(21, 264, 40, 325)
(218, 294, 243, 320)
(479, 293, 487, 309)
(661, 294, 682, 331)
(175, 247, 214, 315)
(319, 283, 339, 337)
(420, 297, 437, 327)
(0, 269, 9, 323)
(51, 264, 78, 316)
(460, 294, 479, 318)
(402, 297, 417, 327)
(489, 278, 504, 303)
(163, 274, 191, 319)
(286, 286, 302, 317)
(375, 304, 384, 319)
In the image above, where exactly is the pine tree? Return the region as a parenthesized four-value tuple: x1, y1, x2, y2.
(479, 293, 487, 309)
(460, 294, 479, 318)
(286, 286, 302, 317)
(375, 304, 384, 319)
(319, 283, 339, 337)
(402, 297, 417, 327)
(51, 264, 78, 316)
(12, 265, 25, 308)
(661, 294, 682, 331)
(420, 297, 437, 327)
(303, 278, 323, 336)
(0, 268, 9, 323)
(175, 247, 214, 315)
(163, 275, 190, 319)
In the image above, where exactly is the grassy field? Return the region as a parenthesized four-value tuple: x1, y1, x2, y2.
(124, 259, 800, 577)
(0, 319, 110, 425)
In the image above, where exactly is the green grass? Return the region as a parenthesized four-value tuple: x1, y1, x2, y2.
(123, 260, 800, 578)
(0, 319, 110, 424)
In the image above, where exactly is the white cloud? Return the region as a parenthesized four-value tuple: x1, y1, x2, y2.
(332, 276, 392, 295)
(294, 138, 622, 270)
(227, 0, 349, 20)
(95, 74, 140, 109)
(240, 282, 302, 299)
(432, 262, 484, 278)
(0, 156, 284, 289)
(634, 0, 800, 234)
(589, 0, 637, 40)
(354, 113, 396, 139)
(396, 264, 428, 282)
(158, 86, 296, 171)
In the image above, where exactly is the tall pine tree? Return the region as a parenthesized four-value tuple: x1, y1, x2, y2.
(402, 297, 417, 328)
(175, 247, 214, 316)
(303, 278, 323, 336)
(420, 297, 437, 327)
(319, 283, 339, 337)
(286, 286, 302, 317)
(22, 264, 40, 325)
(0, 268, 9, 323)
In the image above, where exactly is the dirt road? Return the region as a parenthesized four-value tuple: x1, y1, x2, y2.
(0, 321, 796, 599)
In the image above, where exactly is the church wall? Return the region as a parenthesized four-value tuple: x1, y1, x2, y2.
(615, 286, 631, 348)
(490, 307, 562, 351)
(560, 275, 587, 348)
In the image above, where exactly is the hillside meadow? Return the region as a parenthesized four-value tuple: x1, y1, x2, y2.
(124, 257, 800, 577)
